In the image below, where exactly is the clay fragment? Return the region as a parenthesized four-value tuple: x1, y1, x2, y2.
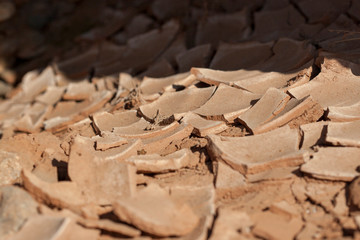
(210, 208, 253, 240)
(214, 161, 247, 199)
(300, 121, 328, 149)
(92, 132, 128, 150)
(91, 110, 140, 133)
(328, 101, 360, 122)
(193, 84, 260, 122)
(112, 118, 179, 139)
(288, 58, 360, 108)
(326, 120, 360, 147)
(0, 150, 22, 185)
(22, 169, 89, 209)
(207, 126, 307, 175)
(253, 96, 324, 134)
(252, 211, 303, 240)
(11, 216, 99, 240)
(63, 81, 96, 100)
(301, 147, 360, 181)
(113, 184, 199, 237)
(181, 112, 228, 137)
(237, 87, 290, 133)
(0, 186, 38, 238)
(176, 44, 212, 72)
(68, 136, 137, 204)
(192, 67, 300, 94)
(139, 86, 215, 120)
(126, 148, 196, 173)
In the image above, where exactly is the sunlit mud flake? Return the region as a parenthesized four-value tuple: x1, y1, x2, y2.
(19, 66, 56, 103)
(35, 86, 65, 106)
(300, 121, 328, 149)
(0, 151, 22, 185)
(91, 110, 140, 133)
(253, 96, 323, 134)
(141, 123, 193, 154)
(288, 58, 360, 108)
(181, 112, 227, 137)
(22, 170, 89, 209)
(246, 166, 299, 183)
(68, 136, 136, 205)
(11, 216, 99, 240)
(214, 161, 247, 199)
(170, 184, 215, 226)
(210, 208, 254, 240)
(301, 147, 360, 181)
(63, 81, 96, 100)
(92, 132, 128, 151)
(0, 186, 38, 238)
(237, 87, 290, 133)
(139, 86, 216, 120)
(112, 118, 179, 139)
(252, 211, 303, 240)
(193, 84, 260, 122)
(113, 184, 199, 237)
(191, 67, 307, 95)
(326, 120, 360, 147)
(126, 148, 196, 173)
(327, 101, 360, 122)
(207, 126, 307, 175)
(139, 72, 190, 96)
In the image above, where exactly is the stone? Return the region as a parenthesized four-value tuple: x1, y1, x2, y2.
(113, 184, 199, 237)
(207, 126, 307, 175)
(301, 147, 360, 181)
(0, 186, 38, 238)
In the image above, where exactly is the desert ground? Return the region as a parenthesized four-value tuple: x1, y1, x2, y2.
(1, 0, 360, 239)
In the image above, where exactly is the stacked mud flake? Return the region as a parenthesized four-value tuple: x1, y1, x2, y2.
(1, 0, 360, 239)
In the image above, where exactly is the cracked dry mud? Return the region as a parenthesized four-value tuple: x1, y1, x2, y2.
(1, 0, 360, 239)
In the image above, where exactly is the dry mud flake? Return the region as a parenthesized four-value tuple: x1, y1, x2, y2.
(207, 126, 307, 175)
(113, 184, 199, 237)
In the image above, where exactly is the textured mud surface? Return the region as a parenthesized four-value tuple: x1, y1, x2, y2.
(1, 1, 360, 239)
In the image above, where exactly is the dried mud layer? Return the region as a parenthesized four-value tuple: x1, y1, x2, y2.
(2, 0, 360, 240)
